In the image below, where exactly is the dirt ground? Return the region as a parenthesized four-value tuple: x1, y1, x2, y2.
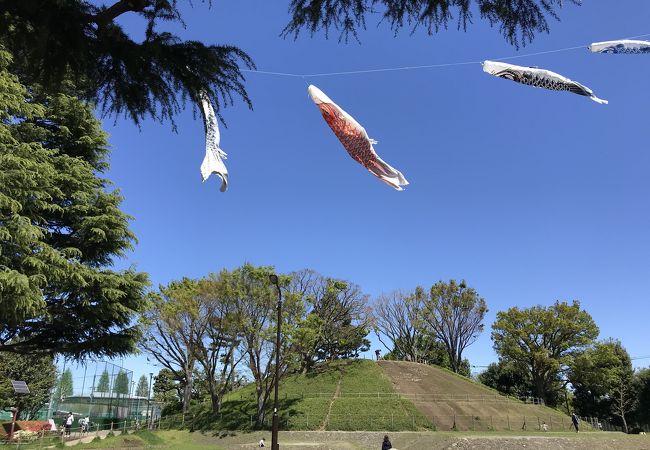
(204, 430, 650, 450)
(378, 361, 568, 431)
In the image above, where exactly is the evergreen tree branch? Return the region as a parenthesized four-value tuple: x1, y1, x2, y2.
(283, 0, 580, 47)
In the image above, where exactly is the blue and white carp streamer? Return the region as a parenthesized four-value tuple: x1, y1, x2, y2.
(198, 92, 229, 192)
(482, 60, 608, 105)
(589, 40, 650, 54)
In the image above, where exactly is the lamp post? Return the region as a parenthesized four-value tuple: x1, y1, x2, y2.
(147, 373, 153, 429)
(269, 274, 282, 450)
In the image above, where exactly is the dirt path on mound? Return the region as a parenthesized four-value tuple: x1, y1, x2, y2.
(319, 378, 342, 431)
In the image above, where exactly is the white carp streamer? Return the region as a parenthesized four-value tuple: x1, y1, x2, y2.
(482, 60, 608, 105)
(198, 92, 229, 192)
(590, 40, 650, 54)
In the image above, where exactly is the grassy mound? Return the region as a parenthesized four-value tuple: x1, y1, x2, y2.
(186, 359, 569, 432)
(191, 359, 432, 432)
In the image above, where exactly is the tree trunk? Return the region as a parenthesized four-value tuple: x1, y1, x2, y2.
(216, 395, 222, 414)
(533, 375, 546, 403)
(451, 355, 459, 373)
(210, 392, 221, 414)
(182, 368, 193, 413)
(256, 390, 266, 426)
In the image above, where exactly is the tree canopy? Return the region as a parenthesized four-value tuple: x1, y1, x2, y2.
(0, 351, 57, 419)
(96, 369, 110, 392)
(283, 0, 579, 47)
(55, 368, 74, 401)
(136, 374, 150, 398)
(0, 0, 254, 127)
(139, 265, 372, 423)
(420, 280, 487, 374)
(633, 368, 650, 427)
(0, 48, 149, 358)
(373, 288, 472, 375)
(289, 269, 370, 372)
(140, 278, 199, 412)
(491, 300, 598, 405)
(114, 370, 130, 396)
(478, 359, 533, 398)
(569, 339, 636, 432)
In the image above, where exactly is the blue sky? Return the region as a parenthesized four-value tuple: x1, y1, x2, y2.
(89, 1, 650, 382)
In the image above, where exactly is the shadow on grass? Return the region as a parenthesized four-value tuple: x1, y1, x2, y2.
(189, 397, 302, 432)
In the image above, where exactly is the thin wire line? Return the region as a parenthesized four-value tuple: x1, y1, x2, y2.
(241, 69, 305, 77)
(623, 33, 650, 40)
(302, 60, 482, 77)
(492, 44, 587, 61)
(242, 32, 650, 79)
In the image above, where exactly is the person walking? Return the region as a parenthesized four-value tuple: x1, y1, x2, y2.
(571, 413, 580, 433)
(64, 412, 74, 437)
(382, 435, 392, 450)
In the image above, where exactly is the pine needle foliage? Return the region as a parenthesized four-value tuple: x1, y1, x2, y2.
(0, 0, 255, 127)
(282, 0, 580, 47)
(0, 48, 149, 358)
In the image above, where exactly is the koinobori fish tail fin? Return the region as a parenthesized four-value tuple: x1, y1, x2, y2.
(369, 156, 409, 191)
(590, 95, 608, 105)
(201, 148, 229, 192)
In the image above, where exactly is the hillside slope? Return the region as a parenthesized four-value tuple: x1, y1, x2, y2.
(379, 360, 571, 431)
(200, 360, 431, 432)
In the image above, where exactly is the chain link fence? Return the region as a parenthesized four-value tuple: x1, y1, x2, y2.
(0, 417, 165, 448)
(235, 391, 545, 405)
(152, 412, 638, 433)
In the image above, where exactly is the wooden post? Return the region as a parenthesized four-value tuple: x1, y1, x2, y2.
(507, 415, 510, 431)
(8, 407, 17, 441)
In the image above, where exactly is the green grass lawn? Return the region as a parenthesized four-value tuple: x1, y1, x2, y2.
(338, 359, 394, 394)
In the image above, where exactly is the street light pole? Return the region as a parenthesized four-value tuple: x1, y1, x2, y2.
(269, 274, 282, 450)
(147, 373, 153, 429)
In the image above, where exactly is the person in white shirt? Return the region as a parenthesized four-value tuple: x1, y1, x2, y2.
(64, 412, 74, 436)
